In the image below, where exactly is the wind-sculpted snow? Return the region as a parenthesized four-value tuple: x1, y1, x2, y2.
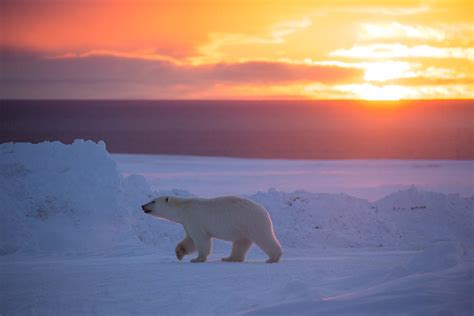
(252, 187, 474, 250)
(0, 140, 121, 254)
(1, 140, 473, 256)
(0, 140, 187, 255)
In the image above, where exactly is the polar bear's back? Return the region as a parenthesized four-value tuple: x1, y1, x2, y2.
(182, 196, 275, 241)
(206, 196, 270, 218)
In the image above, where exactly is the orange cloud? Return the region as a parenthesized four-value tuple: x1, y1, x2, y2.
(330, 44, 474, 60)
(191, 17, 312, 64)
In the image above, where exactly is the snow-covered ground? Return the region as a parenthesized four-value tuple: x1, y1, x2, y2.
(1, 141, 473, 315)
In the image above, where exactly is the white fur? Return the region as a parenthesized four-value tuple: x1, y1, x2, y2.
(142, 196, 282, 263)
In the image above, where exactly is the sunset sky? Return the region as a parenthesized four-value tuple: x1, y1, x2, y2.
(1, 0, 473, 100)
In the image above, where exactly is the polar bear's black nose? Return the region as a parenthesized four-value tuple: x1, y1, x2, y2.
(141, 205, 151, 213)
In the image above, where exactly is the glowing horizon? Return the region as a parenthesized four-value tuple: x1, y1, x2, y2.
(1, 0, 473, 100)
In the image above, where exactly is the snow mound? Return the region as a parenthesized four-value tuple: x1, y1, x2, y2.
(250, 189, 382, 248)
(0, 140, 181, 255)
(1, 140, 472, 256)
(0, 140, 117, 254)
(374, 187, 474, 248)
(251, 187, 473, 249)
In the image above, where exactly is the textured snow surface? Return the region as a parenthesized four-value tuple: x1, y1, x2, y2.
(1, 140, 473, 315)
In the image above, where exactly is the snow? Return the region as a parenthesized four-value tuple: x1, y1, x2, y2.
(114, 153, 474, 201)
(1, 140, 473, 315)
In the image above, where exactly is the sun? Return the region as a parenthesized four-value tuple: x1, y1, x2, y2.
(363, 61, 416, 82)
(336, 61, 418, 100)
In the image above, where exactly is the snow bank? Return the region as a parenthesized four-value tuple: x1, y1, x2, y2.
(0, 140, 117, 254)
(1, 140, 472, 256)
(252, 187, 474, 249)
(0, 140, 181, 255)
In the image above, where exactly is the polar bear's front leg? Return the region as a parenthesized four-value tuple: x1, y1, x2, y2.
(175, 235, 196, 261)
(188, 232, 211, 263)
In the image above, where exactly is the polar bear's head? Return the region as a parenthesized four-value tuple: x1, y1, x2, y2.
(141, 196, 182, 223)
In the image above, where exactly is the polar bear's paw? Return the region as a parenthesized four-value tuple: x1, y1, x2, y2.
(175, 245, 186, 261)
(266, 253, 282, 263)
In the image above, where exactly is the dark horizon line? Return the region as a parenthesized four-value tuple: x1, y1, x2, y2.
(109, 150, 474, 161)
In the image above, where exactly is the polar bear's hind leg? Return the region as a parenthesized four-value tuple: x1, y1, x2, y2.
(252, 232, 282, 263)
(222, 238, 252, 262)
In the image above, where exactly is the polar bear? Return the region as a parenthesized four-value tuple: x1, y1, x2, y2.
(141, 196, 282, 263)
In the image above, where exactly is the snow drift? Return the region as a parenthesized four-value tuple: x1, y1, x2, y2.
(0, 140, 473, 256)
(253, 188, 474, 249)
(0, 140, 177, 255)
